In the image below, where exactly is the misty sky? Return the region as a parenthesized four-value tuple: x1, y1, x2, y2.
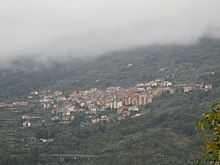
(0, 0, 220, 63)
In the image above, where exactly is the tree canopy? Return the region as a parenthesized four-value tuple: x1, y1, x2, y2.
(196, 102, 220, 165)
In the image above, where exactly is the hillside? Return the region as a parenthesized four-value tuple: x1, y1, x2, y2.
(0, 37, 220, 100)
(1, 38, 220, 164)
(1, 88, 219, 165)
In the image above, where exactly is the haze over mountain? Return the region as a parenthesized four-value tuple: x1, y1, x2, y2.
(1, 1, 220, 165)
(0, 0, 220, 67)
(0, 37, 219, 101)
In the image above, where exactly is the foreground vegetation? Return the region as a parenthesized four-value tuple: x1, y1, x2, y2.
(196, 102, 220, 165)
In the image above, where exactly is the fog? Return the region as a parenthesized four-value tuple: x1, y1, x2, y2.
(0, 0, 220, 64)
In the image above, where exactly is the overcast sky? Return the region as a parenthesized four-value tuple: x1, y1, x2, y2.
(0, 0, 220, 63)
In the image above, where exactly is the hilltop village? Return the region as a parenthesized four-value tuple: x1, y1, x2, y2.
(0, 79, 212, 127)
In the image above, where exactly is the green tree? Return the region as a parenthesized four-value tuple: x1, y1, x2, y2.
(196, 102, 220, 165)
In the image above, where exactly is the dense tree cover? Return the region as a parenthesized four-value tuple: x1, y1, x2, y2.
(1, 88, 220, 164)
(1, 38, 220, 164)
(0, 38, 220, 100)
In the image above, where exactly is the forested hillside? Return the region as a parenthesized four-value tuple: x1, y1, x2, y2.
(1, 88, 219, 165)
(0, 37, 220, 100)
(1, 38, 220, 165)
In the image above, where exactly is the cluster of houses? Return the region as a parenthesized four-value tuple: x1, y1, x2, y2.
(0, 101, 28, 108)
(134, 79, 212, 94)
(32, 85, 154, 123)
(179, 84, 213, 92)
(27, 79, 212, 124)
(0, 78, 213, 127)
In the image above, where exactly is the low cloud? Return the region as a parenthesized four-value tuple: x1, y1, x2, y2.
(0, 0, 220, 64)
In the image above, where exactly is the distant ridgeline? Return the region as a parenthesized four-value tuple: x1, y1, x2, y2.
(0, 37, 219, 100)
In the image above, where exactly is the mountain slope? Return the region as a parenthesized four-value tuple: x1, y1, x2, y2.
(2, 88, 219, 165)
(56, 38, 220, 90)
(0, 37, 220, 100)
